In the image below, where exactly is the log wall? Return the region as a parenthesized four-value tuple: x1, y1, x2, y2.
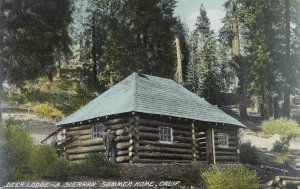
(213, 127, 239, 163)
(62, 113, 240, 164)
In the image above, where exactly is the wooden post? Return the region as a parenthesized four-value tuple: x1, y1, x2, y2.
(212, 128, 216, 164)
(206, 128, 212, 164)
(191, 122, 197, 161)
(129, 115, 139, 163)
(175, 35, 183, 85)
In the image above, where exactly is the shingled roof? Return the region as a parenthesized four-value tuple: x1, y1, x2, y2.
(57, 72, 245, 127)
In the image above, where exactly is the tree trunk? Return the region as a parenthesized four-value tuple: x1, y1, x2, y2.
(0, 0, 3, 121)
(262, 83, 270, 120)
(283, 0, 291, 118)
(91, 13, 99, 88)
(232, 11, 247, 120)
(56, 59, 61, 78)
(273, 95, 280, 119)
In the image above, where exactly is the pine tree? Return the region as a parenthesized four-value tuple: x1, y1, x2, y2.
(187, 5, 222, 105)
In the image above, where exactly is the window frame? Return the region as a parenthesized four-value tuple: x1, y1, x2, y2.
(217, 133, 229, 148)
(159, 126, 173, 143)
(91, 124, 104, 140)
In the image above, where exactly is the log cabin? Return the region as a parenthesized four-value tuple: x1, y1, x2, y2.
(55, 72, 245, 164)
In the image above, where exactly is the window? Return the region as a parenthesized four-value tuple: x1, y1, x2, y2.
(91, 125, 104, 140)
(217, 133, 228, 147)
(159, 127, 173, 143)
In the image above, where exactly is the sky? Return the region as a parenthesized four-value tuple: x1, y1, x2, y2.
(174, 0, 226, 33)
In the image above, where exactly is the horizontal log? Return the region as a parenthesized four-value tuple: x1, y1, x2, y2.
(76, 134, 92, 141)
(66, 146, 105, 154)
(104, 118, 129, 125)
(117, 150, 129, 156)
(215, 156, 238, 161)
(139, 118, 191, 131)
(65, 139, 103, 149)
(108, 123, 131, 130)
(139, 145, 193, 154)
(68, 153, 89, 160)
(138, 126, 159, 133)
(138, 152, 193, 160)
(66, 129, 91, 137)
(68, 125, 91, 131)
(214, 141, 237, 146)
(215, 151, 237, 156)
(173, 136, 192, 143)
(139, 132, 159, 140)
(282, 180, 300, 186)
(215, 146, 237, 151)
(173, 130, 192, 137)
(139, 140, 192, 148)
(116, 156, 131, 163)
(134, 159, 191, 163)
(115, 135, 130, 143)
(116, 142, 131, 150)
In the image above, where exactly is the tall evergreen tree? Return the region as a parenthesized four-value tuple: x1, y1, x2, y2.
(187, 5, 222, 105)
(219, 0, 248, 120)
(0, 0, 73, 119)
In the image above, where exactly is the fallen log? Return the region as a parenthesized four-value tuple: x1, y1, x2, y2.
(275, 176, 300, 182)
(282, 180, 300, 186)
(260, 165, 289, 173)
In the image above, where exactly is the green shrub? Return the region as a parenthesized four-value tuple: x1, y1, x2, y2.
(0, 122, 34, 182)
(202, 165, 261, 189)
(239, 142, 258, 164)
(33, 103, 64, 120)
(48, 159, 73, 181)
(260, 119, 300, 152)
(272, 135, 292, 152)
(80, 154, 120, 178)
(260, 118, 300, 138)
(292, 110, 300, 124)
(29, 146, 59, 178)
(275, 155, 290, 165)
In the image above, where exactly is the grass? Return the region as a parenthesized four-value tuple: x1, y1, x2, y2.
(259, 118, 300, 138)
(3, 68, 97, 117)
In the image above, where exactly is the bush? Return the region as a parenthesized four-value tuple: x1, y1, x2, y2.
(202, 165, 261, 189)
(260, 118, 300, 138)
(29, 146, 59, 178)
(48, 159, 74, 181)
(80, 154, 120, 178)
(0, 122, 34, 183)
(260, 119, 300, 152)
(272, 135, 292, 152)
(239, 142, 258, 164)
(33, 103, 64, 120)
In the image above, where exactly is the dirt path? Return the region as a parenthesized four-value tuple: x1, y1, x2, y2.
(3, 112, 56, 144)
